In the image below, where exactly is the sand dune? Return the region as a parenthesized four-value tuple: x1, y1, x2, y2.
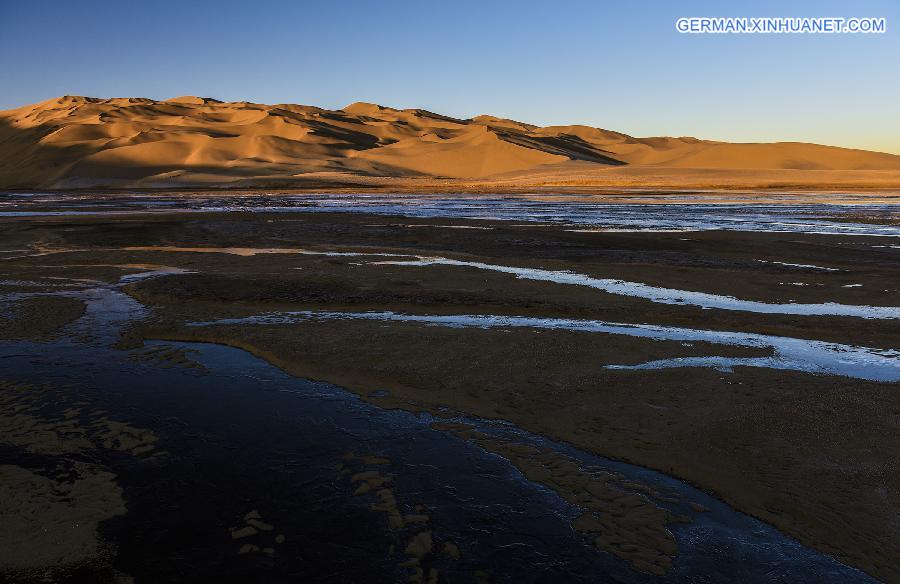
(2, 95, 900, 190)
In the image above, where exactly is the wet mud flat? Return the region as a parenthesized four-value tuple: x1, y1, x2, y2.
(1, 196, 898, 582)
(0, 289, 880, 583)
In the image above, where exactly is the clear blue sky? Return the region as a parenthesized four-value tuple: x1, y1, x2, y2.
(2, 0, 898, 153)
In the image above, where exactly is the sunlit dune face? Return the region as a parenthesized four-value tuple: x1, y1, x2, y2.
(2, 96, 900, 190)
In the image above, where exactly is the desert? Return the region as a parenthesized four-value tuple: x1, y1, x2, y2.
(2, 5, 900, 575)
(3, 96, 900, 193)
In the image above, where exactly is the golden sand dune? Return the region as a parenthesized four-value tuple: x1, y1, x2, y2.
(2, 95, 900, 190)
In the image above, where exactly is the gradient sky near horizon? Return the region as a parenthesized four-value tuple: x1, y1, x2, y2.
(2, 0, 898, 153)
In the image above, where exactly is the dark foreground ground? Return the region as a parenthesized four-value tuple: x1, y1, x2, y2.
(1, 204, 898, 582)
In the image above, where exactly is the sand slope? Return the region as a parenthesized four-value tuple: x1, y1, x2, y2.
(2, 95, 900, 189)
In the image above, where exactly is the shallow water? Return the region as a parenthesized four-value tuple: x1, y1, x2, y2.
(1, 194, 897, 581)
(0, 281, 878, 582)
(376, 258, 900, 320)
(121, 245, 416, 258)
(2, 192, 899, 237)
(755, 260, 841, 272)
(286, 196, 900, 237)
(95, 245, 900, 319)
(189, 310, 900, 382)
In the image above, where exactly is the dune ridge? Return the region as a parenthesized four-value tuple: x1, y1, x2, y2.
(2, 95, 900, 190)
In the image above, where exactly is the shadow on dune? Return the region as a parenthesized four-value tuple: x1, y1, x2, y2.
(0, 114, 374, 190)
(302, 118, 382, 150)
(6, 95, 900, 191)
(532, 134, 627, 165)
(491, 128, 627, 166)
(0, 110, 625, 190)
(0, 116, 89, 189)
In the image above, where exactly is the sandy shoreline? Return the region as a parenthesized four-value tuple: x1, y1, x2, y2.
(3, 182, 900, 200)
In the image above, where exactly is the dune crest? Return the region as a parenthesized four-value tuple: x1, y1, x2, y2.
(1, 96, 900, 189)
